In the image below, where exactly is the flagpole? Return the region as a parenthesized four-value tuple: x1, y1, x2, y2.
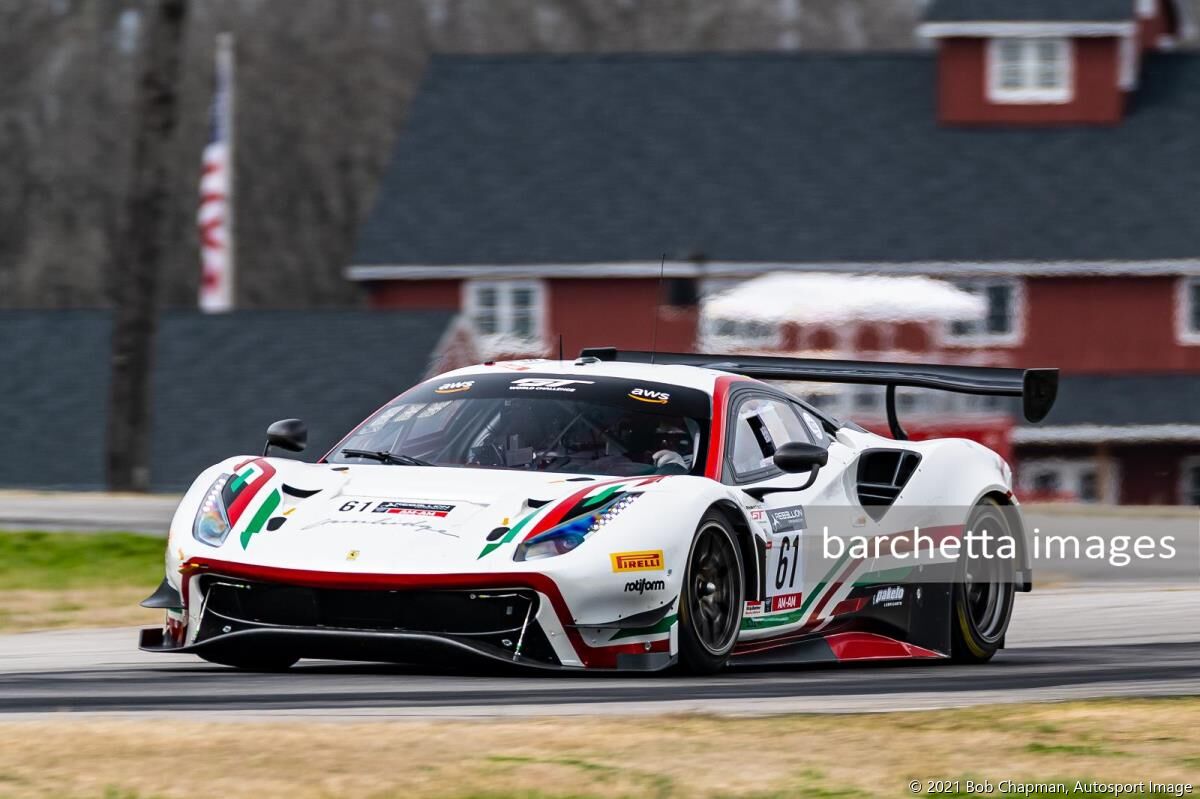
(218, 31, 236, 311)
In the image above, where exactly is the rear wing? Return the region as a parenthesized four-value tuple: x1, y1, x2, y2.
(578, 348, 1058, 441)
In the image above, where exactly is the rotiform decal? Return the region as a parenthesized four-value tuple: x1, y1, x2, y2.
(624, 578, 666, 594)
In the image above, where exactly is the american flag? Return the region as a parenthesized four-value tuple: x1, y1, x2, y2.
(198, 33, 235, 313)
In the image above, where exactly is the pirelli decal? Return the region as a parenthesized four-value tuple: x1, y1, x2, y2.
(611, 550, 664, 572)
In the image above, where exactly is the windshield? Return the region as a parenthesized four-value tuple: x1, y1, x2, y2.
(327, 373, 710, 477)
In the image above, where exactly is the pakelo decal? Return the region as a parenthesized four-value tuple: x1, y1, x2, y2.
(610, 550, 664, 572)
(872, 586, 905, 607)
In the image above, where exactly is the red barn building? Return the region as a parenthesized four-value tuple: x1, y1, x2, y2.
(350, 0, 1200, 505)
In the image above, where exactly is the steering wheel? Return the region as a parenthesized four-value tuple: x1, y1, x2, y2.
(533, 450, 572, 471)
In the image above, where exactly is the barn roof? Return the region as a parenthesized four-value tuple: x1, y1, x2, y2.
(352, 52, 1200, 269)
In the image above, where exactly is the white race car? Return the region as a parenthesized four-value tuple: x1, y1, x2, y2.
(140, 348, 1058, 673)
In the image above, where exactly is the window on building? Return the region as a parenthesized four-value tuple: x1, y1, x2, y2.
(1180, 277, 1200, 344)
(464, 280, 544, 342)
(987, 38, 1073, 104)
(946, 279, 1021, 344)
(1019, 458, 1115, 504)
(1182, 458, 1200, 506)
(703, 317, 780, 349)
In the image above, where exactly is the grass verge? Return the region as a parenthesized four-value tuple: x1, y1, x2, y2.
(0, 698, 1197, 799)
(0, 532, 163, 632)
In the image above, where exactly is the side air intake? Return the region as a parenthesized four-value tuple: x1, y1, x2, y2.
(856, 449, 921, 521)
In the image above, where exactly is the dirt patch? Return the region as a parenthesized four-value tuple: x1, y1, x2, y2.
(0, 588, 159, 632)
(0, 699, 1196, 798)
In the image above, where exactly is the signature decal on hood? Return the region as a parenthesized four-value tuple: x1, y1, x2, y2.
(316, 517, 459, 537)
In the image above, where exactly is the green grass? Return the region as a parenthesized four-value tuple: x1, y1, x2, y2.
(0, 531, 163, 591)
(1024, 741, 1130, 758)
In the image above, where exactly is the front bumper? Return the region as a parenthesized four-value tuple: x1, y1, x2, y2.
(141, 564, 676, 671)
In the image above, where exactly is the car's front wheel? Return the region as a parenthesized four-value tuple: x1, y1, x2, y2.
(678, 510, 744, 674)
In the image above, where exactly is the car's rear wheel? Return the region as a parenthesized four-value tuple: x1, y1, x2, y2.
(950, 498, 1016, 664)
(678, 510, 744, 674)
(199, 650, 299, 672)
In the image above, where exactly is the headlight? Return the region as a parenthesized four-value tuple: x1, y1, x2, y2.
(514, 493, 640, 562)
(193, 474, 232, 547)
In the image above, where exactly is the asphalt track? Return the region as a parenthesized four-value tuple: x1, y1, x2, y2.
(2, 585, 1197, 717)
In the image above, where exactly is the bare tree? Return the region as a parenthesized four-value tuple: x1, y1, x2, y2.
(106, 0, 189, 491)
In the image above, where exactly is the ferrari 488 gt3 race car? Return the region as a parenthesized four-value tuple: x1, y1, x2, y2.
(140, 348, 1058, 673)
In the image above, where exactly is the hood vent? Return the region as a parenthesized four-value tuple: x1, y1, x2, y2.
(856, 449, 921, 521)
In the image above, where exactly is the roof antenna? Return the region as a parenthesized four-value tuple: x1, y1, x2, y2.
(650, 253, 665, 365)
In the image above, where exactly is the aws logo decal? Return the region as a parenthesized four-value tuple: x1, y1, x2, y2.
(628, 387, 670, 405)
(435, 380, 474, 394)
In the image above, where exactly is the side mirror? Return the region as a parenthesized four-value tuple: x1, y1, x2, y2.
(773, 442, 829, 474)
(744, 442, 829, 500)
(264, 418, 307, 456)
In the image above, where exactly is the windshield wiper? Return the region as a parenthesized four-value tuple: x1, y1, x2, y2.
(340, 449, 433, 467)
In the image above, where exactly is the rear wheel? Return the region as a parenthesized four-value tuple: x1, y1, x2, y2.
(678, 511, 744, 674)
(199, 650, 299, 672)
(950, 498, 1016, 663)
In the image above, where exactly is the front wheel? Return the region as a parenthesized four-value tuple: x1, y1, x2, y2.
(678, 510, 744, 674)
(950, 498, 1017, 663)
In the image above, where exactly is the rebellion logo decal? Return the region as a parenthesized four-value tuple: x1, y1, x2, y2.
(434, 380, 474, 394)
(628, 387, 670, 405)
(373, 501, 455, 518)
(611, 550, 664, 572)
(768, 505, 807, 533)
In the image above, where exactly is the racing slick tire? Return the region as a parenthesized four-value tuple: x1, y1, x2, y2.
(199, 650, 299, 672)
(949, 497, 1017, 664)
(678, 510, 744, 674)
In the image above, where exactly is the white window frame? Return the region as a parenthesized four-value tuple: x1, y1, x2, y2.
(1176, 276, 1200, 345)
(701, 316, 782, 351)
(1180, 455, 1200, 506)
(944, 277, 1024, 346)
(987, 37, 1074, 104)
(1018, 457, 1119, 504)
(462, 279, 545, 344)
